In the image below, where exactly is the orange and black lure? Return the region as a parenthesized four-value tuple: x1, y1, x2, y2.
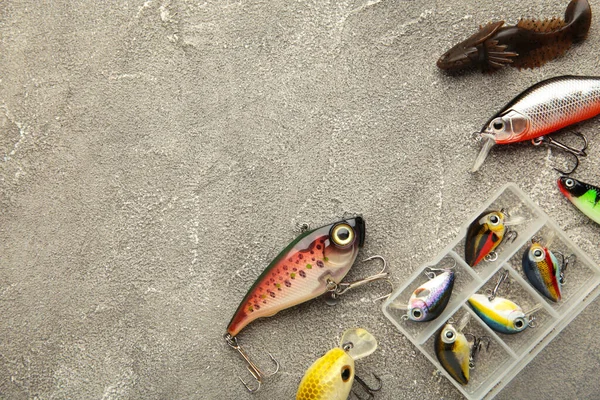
(465, 211, 508, 267)
(437, 0, 591, 72)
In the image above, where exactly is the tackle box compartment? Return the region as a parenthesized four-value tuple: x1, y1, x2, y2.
(382, 183, 600, 400)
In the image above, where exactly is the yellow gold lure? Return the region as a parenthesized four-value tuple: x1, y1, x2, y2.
(296, 328, 379, 400)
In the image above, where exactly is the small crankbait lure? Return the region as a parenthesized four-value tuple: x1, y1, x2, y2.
(522, 242, 563, 302)
(472, 75, 598, 172)
(558, 176, 600, 224)
(296, 328, 380, 400)
(437, 0, 591, 73)
(465, 210, 517, 267)
(435, 314, 487, 385)
(407, 268, 455, 322)
(225, 217, 388, 392)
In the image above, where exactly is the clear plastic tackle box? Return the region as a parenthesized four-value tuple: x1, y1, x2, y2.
(382, 183, 600, 399)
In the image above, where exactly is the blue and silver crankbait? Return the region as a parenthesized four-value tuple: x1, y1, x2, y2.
(469, 270, 542, 334)
(407, 268, 455, 322)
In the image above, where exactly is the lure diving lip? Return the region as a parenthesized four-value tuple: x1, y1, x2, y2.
(468, 294, 530, 334)
(522, 242, 562, 302)
(226, 217, 365, 338)
(465, 210, 508, 267)
(558, 176, 600, 224)
(472, 75, 600, 172)
(296, 328, 379, 400)
(407, 269, 455, 322)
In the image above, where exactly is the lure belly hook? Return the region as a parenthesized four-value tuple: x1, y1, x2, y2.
(225, 217, 389, 392)
(472, 75, 600, 172)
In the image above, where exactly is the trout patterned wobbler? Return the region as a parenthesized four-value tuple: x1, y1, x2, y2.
(468, 294, 529, 334)
(558, 176, 600, 224)
(465, 210, 508, 267)
(227, 217, 365, 338)
(472, 75, 600, 172)
(523, 242, 562, 302)
(407, 269, 455, 322)
(296, 328, 379, 400)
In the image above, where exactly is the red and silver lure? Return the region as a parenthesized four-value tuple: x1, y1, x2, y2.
(225, 217, 388, 392)
(472, 75, 600, 172)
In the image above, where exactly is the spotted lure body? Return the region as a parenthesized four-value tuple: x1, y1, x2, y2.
(523, 243, 562, 302)
(558, 176, 600, 224)
(468, 294, 529, 334)
(472, 76, 600, 171)
(465, 211, 507, 267)
(435, 322, 472, 385)
(408, 270, 455, 322)
(227, 218, 365, 337)
(296, 328, 378, 400)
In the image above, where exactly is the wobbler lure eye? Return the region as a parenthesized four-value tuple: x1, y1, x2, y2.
(489, 214, 500, 225)
(340, 365, 352, 382)
(492, 120, 504, 131)
(533, 248, 544, 260)
(411, 308, 423, 320)
(565, 178, 575, 188)
(330, 223, 355, 247)
(442, 326, 457, 344)
(514, 317, 526, 330)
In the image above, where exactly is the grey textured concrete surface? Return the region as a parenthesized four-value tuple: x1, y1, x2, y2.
(1, 0, 599, 399)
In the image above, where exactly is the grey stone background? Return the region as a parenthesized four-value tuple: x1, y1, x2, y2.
(1, 0, 599, 399)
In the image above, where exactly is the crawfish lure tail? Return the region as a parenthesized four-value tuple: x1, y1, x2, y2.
(465, 211, 507, 267)
(227, 217, 365, 337)
(435, 323, 471, 385)
(468, 294, 528, 334)
(296, 328, 377, 400)
(437, 0, 591, 73)
(408, 270, 455, 322)
(558, 176, 600, 224)
(522, 243, 562, 302)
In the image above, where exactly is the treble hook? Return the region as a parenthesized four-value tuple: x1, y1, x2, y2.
(532, 133, 588, 175)
(554, 251, 576, 285)
(487, 270, 509, 301)
(464, 334, 491, 368)
(224, 334, 280, 393)
(326, 256, 390, 303)
(352, 373, 382, 400)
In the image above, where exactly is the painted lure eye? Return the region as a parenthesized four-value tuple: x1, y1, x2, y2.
(532, 248, 545, 261)
(442, 326, 457, 344)
(492, 120, 504, 131)
(330, 223, 355, 247)
(411, 308, 423, 320)
(514, 318, 526, 330)
(341, 365, 352, 382)
(565, 178, 575, 187)
(489, 214, 500, 225)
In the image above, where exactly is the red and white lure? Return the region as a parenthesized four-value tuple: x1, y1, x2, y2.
(472, 75, 600, 172)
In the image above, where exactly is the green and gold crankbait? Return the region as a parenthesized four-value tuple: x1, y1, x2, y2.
(296, 328, 380, 400)
(435, 314, 488, 385)
(558, 176, 600, 224)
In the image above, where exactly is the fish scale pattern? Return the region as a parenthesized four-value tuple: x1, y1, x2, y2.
(296, 348, 354, 400)
(515, 77, 600, 138)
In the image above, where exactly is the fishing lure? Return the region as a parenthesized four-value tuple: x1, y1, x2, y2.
(465, 210, 516, 267)
(558, 176, 600, 224)
(296, 328, 380, 400)
(225, 217, 388, 392)
(472, 75, 597, 172)
(522, 241, 563, 302)
(469, 294, 531, 334)
(437, 0, 591, 73)
(435, 314, 487, 385)
(406, 268, 455, 322)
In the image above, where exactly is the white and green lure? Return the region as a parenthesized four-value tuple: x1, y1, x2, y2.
(558, 176, 600, 224)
